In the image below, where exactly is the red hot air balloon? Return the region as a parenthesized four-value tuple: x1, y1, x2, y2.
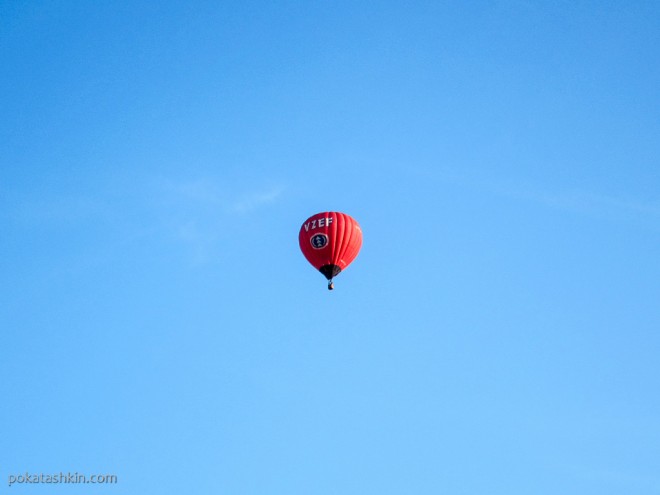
(299, 212, 363, 290)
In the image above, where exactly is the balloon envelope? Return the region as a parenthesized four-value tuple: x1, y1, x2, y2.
(299, 212, 362, 288)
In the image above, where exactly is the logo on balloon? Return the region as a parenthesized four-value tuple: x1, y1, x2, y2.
(310, 233, 329, 249)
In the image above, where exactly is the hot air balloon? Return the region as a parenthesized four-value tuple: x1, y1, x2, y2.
(299, 212, 363, 290)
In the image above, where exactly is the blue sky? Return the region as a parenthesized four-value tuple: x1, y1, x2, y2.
(1, 1, 659, 493)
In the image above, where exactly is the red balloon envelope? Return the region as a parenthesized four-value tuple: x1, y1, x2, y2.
(299, 212, 363, 290)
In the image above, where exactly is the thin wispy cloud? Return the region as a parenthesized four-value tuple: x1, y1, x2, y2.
(154, 178, 285, 214)
(231, 185, 285, 213)
(151, 178, 286, 264)
(156, 178, 225, 206)
(434, 166, 660, 228)
(2, 176, 287, 269)
(488, 177, 660, 219)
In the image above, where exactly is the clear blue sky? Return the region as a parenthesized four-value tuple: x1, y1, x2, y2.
(2, 1, 659, 493)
